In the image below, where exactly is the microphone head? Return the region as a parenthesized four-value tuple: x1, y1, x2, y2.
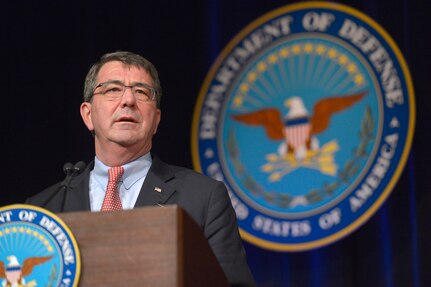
(73, 161, 87, 174)
(63, 162, 74, 174)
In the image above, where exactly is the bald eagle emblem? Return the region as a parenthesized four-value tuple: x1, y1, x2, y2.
(0, 255, 53, 287)
(232, 91, 366, 180)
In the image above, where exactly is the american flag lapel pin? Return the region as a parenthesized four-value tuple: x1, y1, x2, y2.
(154, 187, 162, 193)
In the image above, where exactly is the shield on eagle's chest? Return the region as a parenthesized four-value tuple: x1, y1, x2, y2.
(284, 117, 311, 149)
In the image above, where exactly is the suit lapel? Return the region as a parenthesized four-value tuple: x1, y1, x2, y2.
(134, 157, 177, 207)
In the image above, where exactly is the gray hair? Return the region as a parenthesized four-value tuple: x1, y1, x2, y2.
(83, 51, 162, 107)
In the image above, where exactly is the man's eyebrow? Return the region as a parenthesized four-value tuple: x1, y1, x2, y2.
(97, 79, 123, 85)
(100, 80, 153, 87)
(132, 82, 153, 88)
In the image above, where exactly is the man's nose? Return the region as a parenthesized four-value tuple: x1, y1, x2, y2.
(120, 86, 136, 106)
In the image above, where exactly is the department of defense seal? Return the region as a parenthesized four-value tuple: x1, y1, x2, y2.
(192, 2, 415, 251)
(0, 204, 80, 286)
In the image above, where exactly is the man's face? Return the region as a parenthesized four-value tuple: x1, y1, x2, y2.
(81, 61, 161, 154)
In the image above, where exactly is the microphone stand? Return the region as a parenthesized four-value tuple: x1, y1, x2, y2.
(41, 161, 86, 212)
(60, 162, 86, 211)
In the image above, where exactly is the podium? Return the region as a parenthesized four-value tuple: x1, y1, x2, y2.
(58, 205, 229, 286)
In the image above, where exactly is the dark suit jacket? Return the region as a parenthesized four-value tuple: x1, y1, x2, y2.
(26, 156, 256, 287)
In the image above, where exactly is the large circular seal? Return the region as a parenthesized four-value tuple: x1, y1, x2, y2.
(0, 204, 80, 286)
(192, 2, 415, 251)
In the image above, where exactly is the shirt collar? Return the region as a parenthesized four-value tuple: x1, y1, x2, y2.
(93, 153, 152, 190)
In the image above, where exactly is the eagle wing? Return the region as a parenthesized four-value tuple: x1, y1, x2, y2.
(232, 108, 284, 140)
(310, 91, 367, 135)
(0, 261, 5, 278)
(22, 255, 53, 276)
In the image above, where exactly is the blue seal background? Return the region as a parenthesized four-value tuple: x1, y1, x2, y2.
(196, 5, 413, 249)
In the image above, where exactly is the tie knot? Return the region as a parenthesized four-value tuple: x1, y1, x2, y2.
(108, 166, 124, 183)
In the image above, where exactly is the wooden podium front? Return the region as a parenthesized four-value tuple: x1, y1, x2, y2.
(59, 205, 229, 287)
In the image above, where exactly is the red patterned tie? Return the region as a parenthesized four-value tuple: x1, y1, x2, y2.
(101, 166, 124, 211)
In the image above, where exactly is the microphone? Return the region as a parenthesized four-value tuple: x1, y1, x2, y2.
(60, 161, 86, 211)
(41, 161, 87, 211)
(61, 161, 86, 188)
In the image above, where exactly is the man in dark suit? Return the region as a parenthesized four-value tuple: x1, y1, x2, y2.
(26, 51, 255, 287)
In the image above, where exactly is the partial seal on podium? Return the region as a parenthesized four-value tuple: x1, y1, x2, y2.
(0, 204, 80, 287)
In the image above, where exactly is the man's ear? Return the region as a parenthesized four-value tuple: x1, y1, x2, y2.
(80, 102, 94, 132)
(153, 109, 161, 135)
